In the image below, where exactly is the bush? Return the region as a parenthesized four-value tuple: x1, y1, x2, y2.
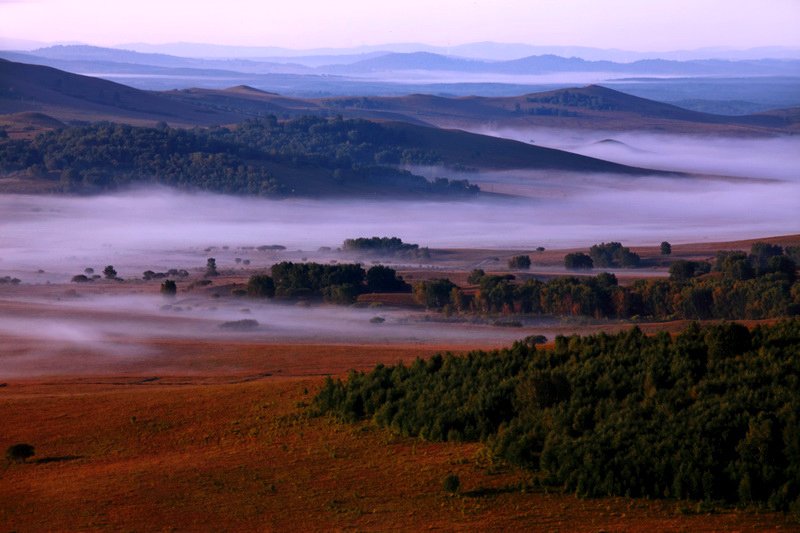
(6, 443, 35, 463)
(521, 334, 548, 345)
(218, 319, 259, 330)
(160, 279, 177, 297)
(71, 274, 91, 283)
(443, 473, 460, 494)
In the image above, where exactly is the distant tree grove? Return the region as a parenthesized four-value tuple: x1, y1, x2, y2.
(419, 243, 799, 321)
(314, 319, 800, 512)
(0, 118, 479, 197)
(246, 262, 409, 304)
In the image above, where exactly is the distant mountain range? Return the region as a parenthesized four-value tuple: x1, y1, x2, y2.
(2, 59, 798, 139)
(3, 59, 800, 198)
(4, 39, 800, 62)
(4, 45, 798, 78)
(3, 45, 799, 113)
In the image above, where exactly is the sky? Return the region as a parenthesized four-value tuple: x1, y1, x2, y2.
(1, 0, 799, 52)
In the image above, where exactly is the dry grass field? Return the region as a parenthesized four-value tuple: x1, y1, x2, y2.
(3, 372, 799, 532)
(2, 236, 799, 531)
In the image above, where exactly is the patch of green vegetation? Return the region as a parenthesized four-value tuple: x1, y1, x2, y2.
(315, 320, 800, 511)
(0, 117, 479, 197)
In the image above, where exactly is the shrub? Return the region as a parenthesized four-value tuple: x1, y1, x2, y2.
(6, 443, 35, 463)
(218, 319, 259, 331)
(160, 280, 177, 297)
(443, 473, 460, 494)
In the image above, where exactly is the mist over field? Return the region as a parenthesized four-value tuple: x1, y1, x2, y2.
(0, 133, 797, 375)
(1, 132, 798, 282)
(0, 292, 542, 377)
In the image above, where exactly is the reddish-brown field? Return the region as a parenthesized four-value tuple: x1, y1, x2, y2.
(2, 235, 800, 531)
(3, 372, 799, 532)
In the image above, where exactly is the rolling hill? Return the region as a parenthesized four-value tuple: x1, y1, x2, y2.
(0, 59, 251, 127)
(3, 59, 798, 138)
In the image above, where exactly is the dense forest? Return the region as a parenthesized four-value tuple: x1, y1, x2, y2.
(420, 243, 799, 321)
(0, 117, 479, 196)
(314, 320, 800, 512)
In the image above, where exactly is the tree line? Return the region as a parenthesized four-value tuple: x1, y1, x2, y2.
(418, 243, 798, 320)
(314, 319, 800, 512)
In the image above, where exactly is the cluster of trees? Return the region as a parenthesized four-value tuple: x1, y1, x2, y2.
(564, 242, 640, 270)
(668, 242, 797, 279)
(342, 236, 430, 260)
(417, 249, 799, 320)
(142, 268, 189, 280)
(314, 320, 800, 511)
(246, 261, 410, 304)
(0, 118, 479, 196)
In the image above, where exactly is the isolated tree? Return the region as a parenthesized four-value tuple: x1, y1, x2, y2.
(71, 274, 91, 283)
(508, 255, 531, 270)
(660, 241, 672, 255)
(564, 253, 593, 270)
(205, 258, 219, 277)
(103, 265, 117, 279)
(6, 443, 35, 463)
(536, 247, 546, 253)
(84, 267, 94, 275)
(160, 279, 177, 297)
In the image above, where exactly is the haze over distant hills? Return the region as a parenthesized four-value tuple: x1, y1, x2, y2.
(0, 61, 800, 136)
(3, 44, 799, 113)
(2, 60, 798, 139)
(4, 38, 800, 62)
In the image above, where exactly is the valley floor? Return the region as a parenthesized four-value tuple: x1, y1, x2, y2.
(2, 373, 798, 532)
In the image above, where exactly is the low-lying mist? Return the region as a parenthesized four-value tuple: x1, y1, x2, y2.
(0, 292, 542, 378)
(1, 132, 796, 376)
(1, 154, 798, 283)
(474, 129, 800, 181)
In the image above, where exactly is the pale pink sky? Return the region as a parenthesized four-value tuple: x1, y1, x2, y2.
(1, 0, 799, 51)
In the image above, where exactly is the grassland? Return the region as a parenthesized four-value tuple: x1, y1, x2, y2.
(1, 237, 799, 531)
